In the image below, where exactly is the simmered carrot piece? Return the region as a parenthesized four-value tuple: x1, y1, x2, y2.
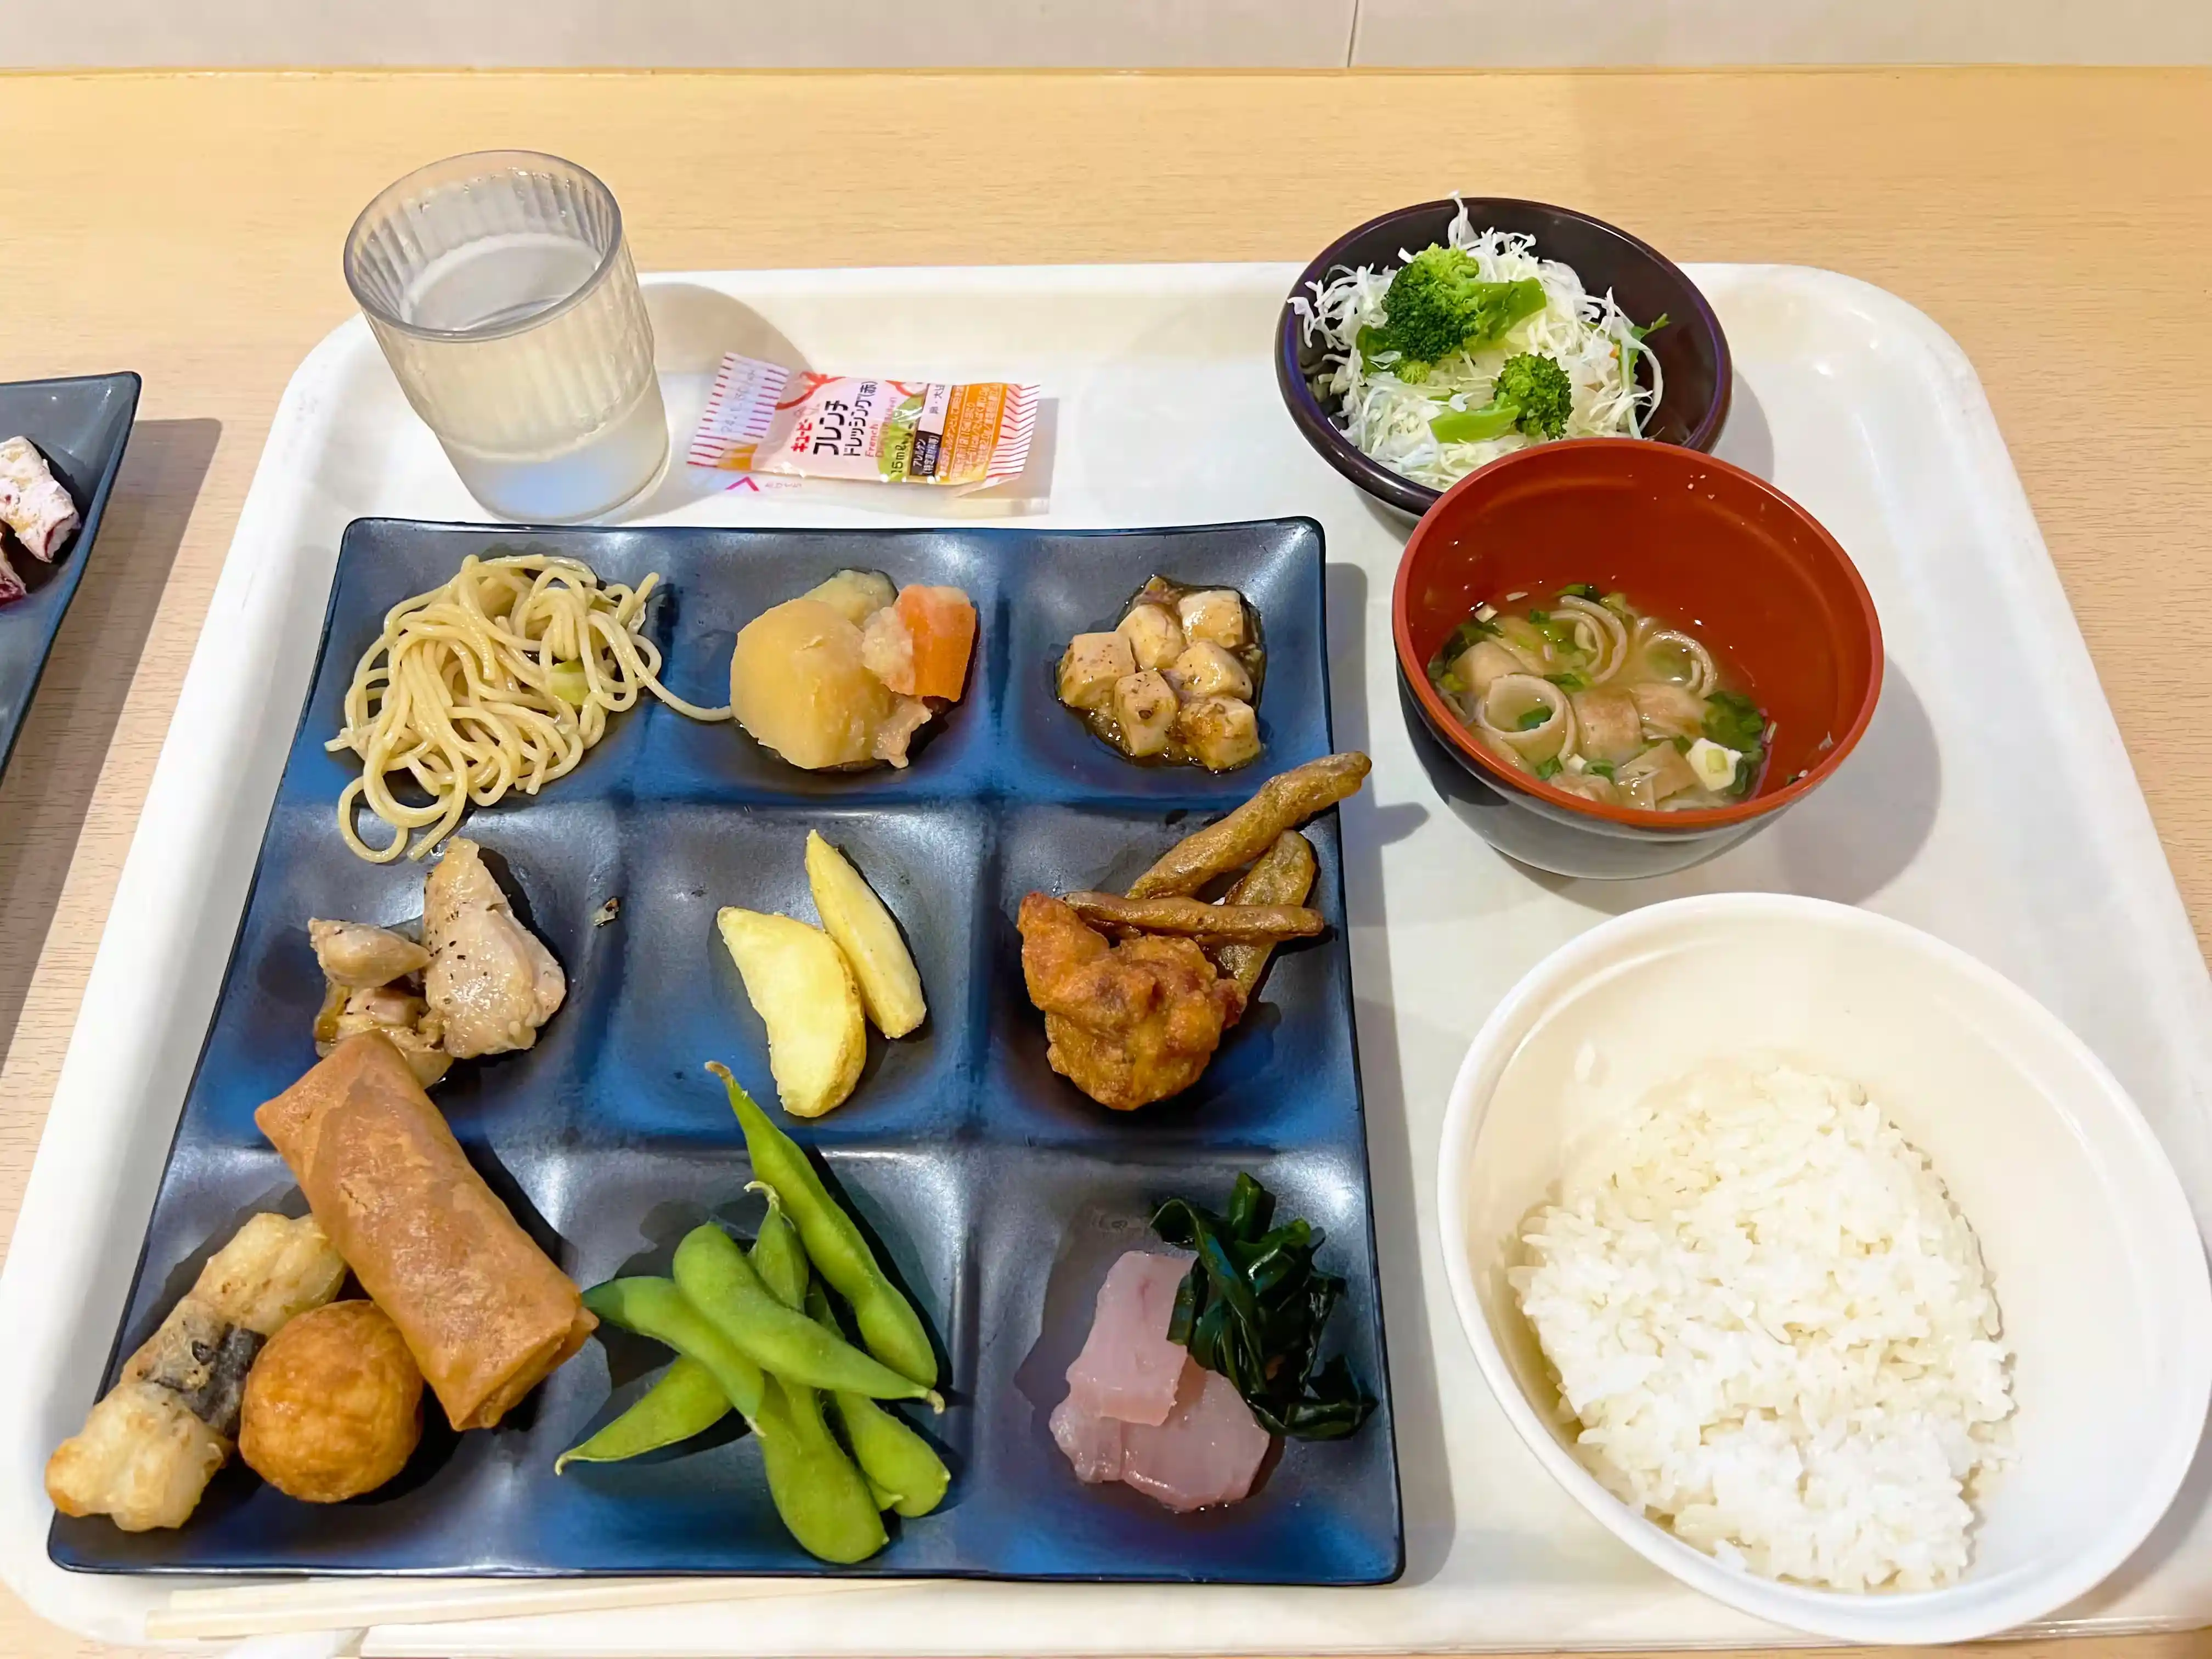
(894, 585, 977, 702)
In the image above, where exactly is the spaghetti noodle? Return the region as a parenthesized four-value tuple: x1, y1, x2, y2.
(328, 554, 729, 862)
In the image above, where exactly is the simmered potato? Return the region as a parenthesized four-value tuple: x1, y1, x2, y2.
(716, 907, 867, 1118)
(805, 832, 927, 1038)
(802, 568, 898, 627)
(731, 598, 900, 770)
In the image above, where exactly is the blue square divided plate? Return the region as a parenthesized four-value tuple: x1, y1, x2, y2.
(0, 373, 142, 782)
(52, 516, 1403, 1585)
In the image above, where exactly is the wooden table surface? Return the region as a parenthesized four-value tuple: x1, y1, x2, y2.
(3, 65, 2210, 1659)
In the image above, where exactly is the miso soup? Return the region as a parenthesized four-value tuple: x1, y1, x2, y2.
(1426, 584, 1770, 811)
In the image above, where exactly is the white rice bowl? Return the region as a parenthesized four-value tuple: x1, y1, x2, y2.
(1510, 1058, 2015, 1593)
(1437, 895, 2212, 1644)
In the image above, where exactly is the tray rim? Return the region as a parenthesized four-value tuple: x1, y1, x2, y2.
(3, 259, 2208, 1651)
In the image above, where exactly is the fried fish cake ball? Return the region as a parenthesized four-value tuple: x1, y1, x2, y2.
(239, 1301, 423, 1503)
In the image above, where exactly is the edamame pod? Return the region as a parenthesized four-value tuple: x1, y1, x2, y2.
(580, 1278, 883, 1564)
(555, 1357, 728, 1474)
(710, 1061, 939, 1387)
(581, 1277, 766, 1420)
(748, 1184, 810, 1312)
(673, 1224, 942, 1409)
(754, 1376, 885, 1564)
(810, 1283, 951, 1519)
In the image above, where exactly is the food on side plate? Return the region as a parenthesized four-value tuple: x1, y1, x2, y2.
(729, 574, 975, 772)
(688, 353, 1037, 492)
(0, 435, 81, 603)
(716, 908, 867, 1119)
(329, 554, 732, 862)
(1057, 577, 1266, 771)
(1510, 1059, 2015, 1592)
(712, 1062, 939, 1387)
(566, 1135, 949, 1562)
(422, 837, 566, 1058)
(1018, 893, 1244, 1111)
(1427, 584, 1771, 808)
(1151, 1173, 1375, 1440)
(238, 1301, 424, 1503)
(1126, 752, 1370, 898)
(805, 831, 926, 1038)
(46, 1214, 346, 1531)
(256, 1032, 596, 1431)
(306, 838, 563, 1083)
(1291, 196, 1665, 491)
(1214, 831, 1316, 1008)
(1062, 891, 1323, 944)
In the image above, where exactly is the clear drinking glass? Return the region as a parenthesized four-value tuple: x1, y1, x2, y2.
(343, 151, 667, 522)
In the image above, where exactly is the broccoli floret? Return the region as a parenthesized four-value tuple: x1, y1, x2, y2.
(1428, 352, 1575, 444)
(1357, 248, 1547, 377)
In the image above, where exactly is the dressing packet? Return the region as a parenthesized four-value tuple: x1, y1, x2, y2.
(687, 354, 1037, 490)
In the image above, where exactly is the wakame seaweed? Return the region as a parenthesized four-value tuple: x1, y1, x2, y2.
(1150, 1173, 1377, 1441)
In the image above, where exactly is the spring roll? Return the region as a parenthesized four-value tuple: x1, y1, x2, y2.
(255, 1032, 595, 1431)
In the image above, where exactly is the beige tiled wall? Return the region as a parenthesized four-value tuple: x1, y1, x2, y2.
(1351, 0, 2212, 65)
(0, 0, 1359, 67)
(5, 0, 2208, 65)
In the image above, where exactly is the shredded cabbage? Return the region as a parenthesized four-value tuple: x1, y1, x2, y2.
(1291, 196, 1661, 490)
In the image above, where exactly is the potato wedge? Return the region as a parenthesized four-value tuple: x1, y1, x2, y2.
(805, 832, 927, 1039)
(715, 907, 867, 1118)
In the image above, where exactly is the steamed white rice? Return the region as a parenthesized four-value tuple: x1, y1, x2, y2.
(1509, 1059, 2016, 1592)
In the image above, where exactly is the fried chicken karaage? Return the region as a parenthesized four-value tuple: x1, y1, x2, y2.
(1017, 893, 1245, 1110)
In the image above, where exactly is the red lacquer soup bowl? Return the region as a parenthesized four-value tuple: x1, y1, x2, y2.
(1392, 439, 1883, 878)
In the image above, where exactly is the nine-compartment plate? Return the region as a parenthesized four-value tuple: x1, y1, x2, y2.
(52, 516, 1402, 1585)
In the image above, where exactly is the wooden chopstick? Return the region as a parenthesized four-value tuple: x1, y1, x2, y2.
(146, 1575, 913, 1642)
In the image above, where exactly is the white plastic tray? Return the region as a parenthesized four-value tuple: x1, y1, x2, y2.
(4, 263, 2209, 1656)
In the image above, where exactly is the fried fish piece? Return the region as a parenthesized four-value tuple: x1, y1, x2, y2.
(1213, 830, 1317, 1012)
(1062, 891, 1323, 943)
(45, 1214, 347, 1531)
(1126, 752, 1369, 898)
(1017, 893, 1243, 1111)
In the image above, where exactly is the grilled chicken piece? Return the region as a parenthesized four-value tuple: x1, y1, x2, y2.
(307, 918, 431, 989)
(422, 838, 565, 1059)
(313, 979, 451, 1087)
